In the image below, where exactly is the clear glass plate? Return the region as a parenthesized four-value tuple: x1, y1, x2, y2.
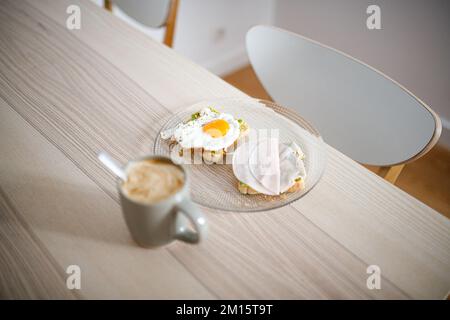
(152, 98, 326, 212)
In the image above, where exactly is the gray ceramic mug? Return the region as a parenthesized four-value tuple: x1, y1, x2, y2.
(118, 155, 207, 248)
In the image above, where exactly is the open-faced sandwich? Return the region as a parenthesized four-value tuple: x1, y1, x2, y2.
(161, 106, 249, 163)
(232, 138, 306, 195)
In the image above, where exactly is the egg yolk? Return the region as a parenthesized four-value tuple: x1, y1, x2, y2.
(203, 119, 229, 138)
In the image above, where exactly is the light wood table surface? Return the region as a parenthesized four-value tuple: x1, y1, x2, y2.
(0, 0, 449, 299)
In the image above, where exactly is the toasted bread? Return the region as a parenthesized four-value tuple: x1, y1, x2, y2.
(237, 178, 305, 195)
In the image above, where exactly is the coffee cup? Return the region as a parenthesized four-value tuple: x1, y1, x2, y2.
(118, 155, 207, 248)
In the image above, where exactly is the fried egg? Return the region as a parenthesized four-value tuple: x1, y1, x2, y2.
(162, 107, 241, 151)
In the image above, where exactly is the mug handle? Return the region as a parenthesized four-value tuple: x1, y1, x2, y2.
(174, 198, 207, 244)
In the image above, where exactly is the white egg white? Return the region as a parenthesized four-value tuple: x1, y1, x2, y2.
(166, 107, 240, 151)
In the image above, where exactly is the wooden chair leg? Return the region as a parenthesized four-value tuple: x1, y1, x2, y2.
(104, 0, 112, 12)
(378, 164, 405, 184)
(103, 0, 178, 48)
(163, 0, 179, 47)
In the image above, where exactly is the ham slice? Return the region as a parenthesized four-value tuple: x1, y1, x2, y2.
(279, 144, 298, 193)
(232, 138, 275, 195)
(248, 138, 280, 195)
(279, 142, 306, 193)
(233, 138, 306, 196)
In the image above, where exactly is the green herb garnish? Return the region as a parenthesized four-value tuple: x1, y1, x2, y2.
(189, 112, 200, 121)
(209, 106, 219, 114)
(239, 119, 248, 131)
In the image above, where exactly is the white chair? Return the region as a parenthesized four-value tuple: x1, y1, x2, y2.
(246, 25, 441, 183)
(104, 0, 179, 47)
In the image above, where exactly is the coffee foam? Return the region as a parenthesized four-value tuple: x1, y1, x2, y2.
(122, 159, 184, 204)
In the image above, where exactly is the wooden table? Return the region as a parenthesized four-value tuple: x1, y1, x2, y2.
(0, 0, 449, 299)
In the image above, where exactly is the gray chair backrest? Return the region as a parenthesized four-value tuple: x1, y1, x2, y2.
(114, 0, 172, 28)
(246, 25, 441, 166)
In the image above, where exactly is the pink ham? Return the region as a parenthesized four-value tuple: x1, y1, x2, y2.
(233, 138, 307, 196)
(248, 138, 280, 195)
(232, 138, 276, 195)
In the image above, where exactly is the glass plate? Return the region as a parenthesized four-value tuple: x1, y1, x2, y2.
(152, 98, 326, 212)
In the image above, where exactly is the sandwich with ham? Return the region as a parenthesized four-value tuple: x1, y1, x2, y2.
(232, 138, 306, 195)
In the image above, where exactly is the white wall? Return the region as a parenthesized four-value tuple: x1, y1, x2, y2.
(271, 0, 450, 147)
(92, 0, 272, 76)
(174, 0, 272, 75)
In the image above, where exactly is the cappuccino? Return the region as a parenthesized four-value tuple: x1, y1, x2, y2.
(122, 159, 184, 204)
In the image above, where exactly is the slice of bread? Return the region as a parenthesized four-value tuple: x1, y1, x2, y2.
(237, 178, 305, 195)
(202, 149, 224, 163)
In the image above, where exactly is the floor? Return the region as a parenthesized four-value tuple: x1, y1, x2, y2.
(223, 65, 450, 218)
